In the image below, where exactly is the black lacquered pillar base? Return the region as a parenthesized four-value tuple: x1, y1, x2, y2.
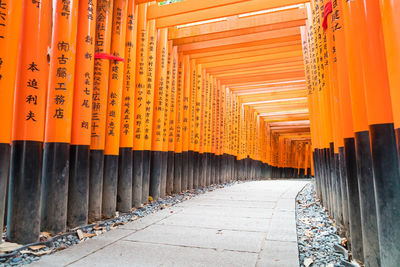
(370, 124, 400, 266)
(0, 143, 10, 241)
(132, 150, 143, 208)
(7, 141, 42, 244)
(41, 143, 70, 234)
(344, 138, 364, 262)
(68, 145, 90, 228)
(354, 131, 381, 267)
(102, 155, 119, 219)
(117, 148, 132, 213)
(149, 151, 162, 201)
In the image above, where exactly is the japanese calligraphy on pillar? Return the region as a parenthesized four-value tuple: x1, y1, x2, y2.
(71, 0, 97, 146)
(174, 52, 184, 154)
(44, 0, 78, 143)
(91, 0, 113, 150)
(12, 0, 50, 142)
(133, 3, 147, 151)
(119, 1, 136, 148)
(143, 19, 156, 151)
(152, 27, 168, 151)
(104, 0, 128, 156)
(168, 46, 178, 152)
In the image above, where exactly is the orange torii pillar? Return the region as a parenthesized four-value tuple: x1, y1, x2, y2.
(173, 52, 185, 191)
(142, 18, 156, 204)
(166, 44, 178, 193)
(321, 3, 346, 236)
(379, 1, 400, 265)
(347, 0, 400, 265)
(40, 0, 78, 234)
(117, 0, 137, 213)
(190, 60, 199, 188)
(7, 0, 51, 244)
(132, 3, 147, 207)
(68, 0, 97, 228)
(89, 0, 114, 221)
(342, 0, 381, 265)
(199, 71, 208, 188)
(149, 27, 168, 201)
(102, 0, 128, 219)
(173, 46, 183, 193)
(187, 59, 196, 189)
(164, 41, 173, 195)
(181, 55, 191, 190)
(0, 0, 22, 241)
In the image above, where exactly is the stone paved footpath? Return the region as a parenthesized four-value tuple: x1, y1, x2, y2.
(32, 180, 309, 267)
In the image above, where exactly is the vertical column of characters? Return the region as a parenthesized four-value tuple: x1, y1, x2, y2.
(169, 47, 180, 193)
(207, 74, 213, 184)
(198, 71, 207, 187)
(8, 0, 51, 244)
(141, 18, 156, 203)
(174, 52, 184, 190)
(89, 0, 114, 221)
(182, 55, 192, 189)
(150, 27, 168, 200)
(68, 0, 97, 229)
(167, 46, 177, 192)
(220, 85, 227, 183)
(210, 77, 217, 184)
(194, 65, 203, 187)
(214, 79, 221, 184)
(0, 0, 23, 241)
(102, 0, 128, 219)
(118, 0, 137, 213)
(162, 41, 172, 195)
(189, 59, 197, 188)
(207, 77, 214, 184)
(132, 3, 147, 207)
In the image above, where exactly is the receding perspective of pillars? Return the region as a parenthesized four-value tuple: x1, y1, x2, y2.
(2, 0, 328, 246)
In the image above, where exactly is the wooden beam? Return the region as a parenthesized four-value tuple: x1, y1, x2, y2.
(155, 0, 309, 28)
(195, 45, 302, 64)
(218, 70, 305, 85)
(206, 56, 303, 73)
(148, 0, 253, 20)
(179, 27, 300, 52)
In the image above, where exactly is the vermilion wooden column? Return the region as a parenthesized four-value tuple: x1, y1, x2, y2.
(68, 0, 97, 228)
(8, 0, 51, 244)
(0, 0, 23, 241)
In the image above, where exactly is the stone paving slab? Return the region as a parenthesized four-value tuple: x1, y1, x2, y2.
(32, 180, 309, 267)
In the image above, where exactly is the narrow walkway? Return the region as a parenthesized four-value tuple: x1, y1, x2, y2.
(33, 180, 309, 267)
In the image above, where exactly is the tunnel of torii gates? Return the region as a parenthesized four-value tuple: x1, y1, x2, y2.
(0, 0, 399, 265)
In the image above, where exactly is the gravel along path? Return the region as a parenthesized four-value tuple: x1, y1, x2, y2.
(296, 182, 349, 267)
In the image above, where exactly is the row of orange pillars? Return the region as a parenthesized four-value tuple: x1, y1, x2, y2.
(305, 0, 400, 266)
(0, 0, 312, 252)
